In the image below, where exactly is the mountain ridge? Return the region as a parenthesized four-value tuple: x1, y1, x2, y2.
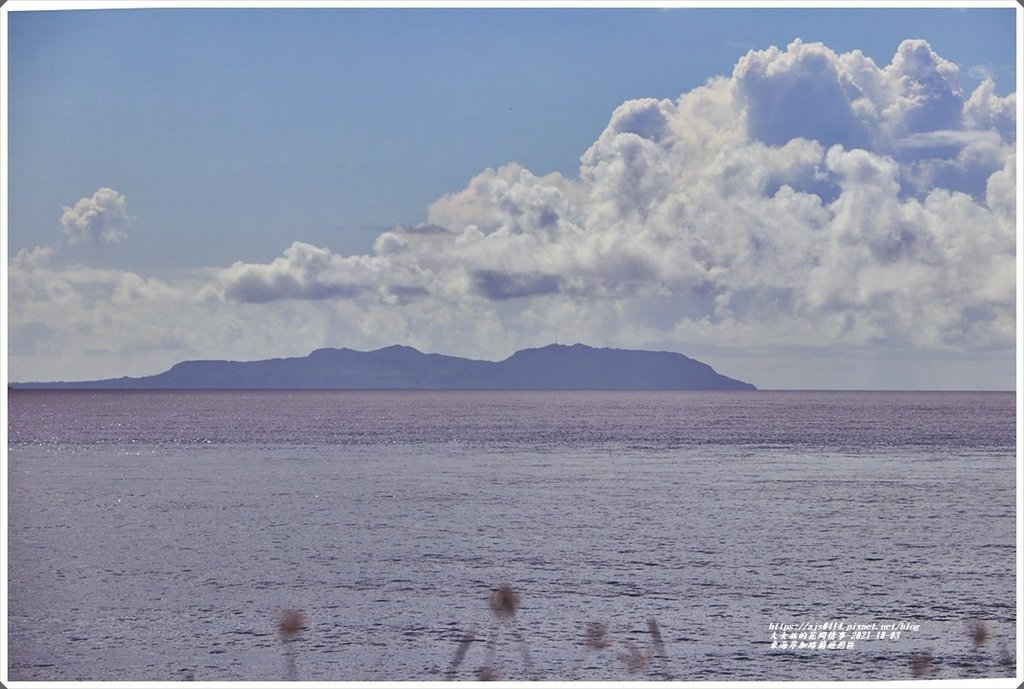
(10, 343, 757, 391)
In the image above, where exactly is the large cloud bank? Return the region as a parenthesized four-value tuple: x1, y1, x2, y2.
(9, 39, 1017, 386)
(210, 39, 1015, 348)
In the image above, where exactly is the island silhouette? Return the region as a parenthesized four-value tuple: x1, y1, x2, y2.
(12, 343, 756, 390)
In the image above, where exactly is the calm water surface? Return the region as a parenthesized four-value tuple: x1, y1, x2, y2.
(6, 390, 1016, 681)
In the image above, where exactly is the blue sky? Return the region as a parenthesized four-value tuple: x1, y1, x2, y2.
(9, 6, 1016, 266)
(4, 3, 1020, 389)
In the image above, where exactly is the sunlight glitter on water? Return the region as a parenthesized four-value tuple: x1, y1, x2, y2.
(6, 390, 1016, 681)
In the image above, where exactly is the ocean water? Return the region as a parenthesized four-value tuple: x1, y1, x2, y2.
(6, 389, 1017, 681)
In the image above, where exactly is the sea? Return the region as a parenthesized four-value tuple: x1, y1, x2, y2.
(5, 389, 1017, 682)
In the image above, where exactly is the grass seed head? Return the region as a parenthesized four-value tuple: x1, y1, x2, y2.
(583, 621, 613, 650)
(618, 641, 651, 672)
(476, 666, 501, 681)
(910, 650, 933, 678)
(968, 620, 990, 646)
(278, 608, 306, 641)
(489, 583, 520, 620)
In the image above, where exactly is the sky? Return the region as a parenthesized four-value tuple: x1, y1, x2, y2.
(3, 2, 1020, 389)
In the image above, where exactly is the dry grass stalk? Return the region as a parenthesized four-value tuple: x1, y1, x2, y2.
(647, 617, 674, 679)
(511, 625, 536, 679)
(998, 641, 1014, 669)
(646, 618, 665, 655)
(445, 624, 477, 680)
(485, 622, 499, 670)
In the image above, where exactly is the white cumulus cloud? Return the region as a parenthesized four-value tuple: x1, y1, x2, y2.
(163, 38, 1019, 364)
(59, 187, 132, 244)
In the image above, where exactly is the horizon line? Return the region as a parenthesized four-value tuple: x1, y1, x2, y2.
(7, 386, 1015, 393)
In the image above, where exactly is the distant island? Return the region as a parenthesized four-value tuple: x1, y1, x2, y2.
(10, 343, 756, 391)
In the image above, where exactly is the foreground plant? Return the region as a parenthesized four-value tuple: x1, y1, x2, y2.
(277, 608, 306, 680)
(448, 583, 535, 680)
